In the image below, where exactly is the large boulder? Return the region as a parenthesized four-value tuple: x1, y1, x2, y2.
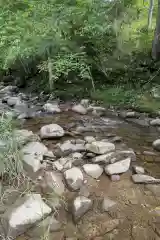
(72, 196, 92, 222)
(21, 142, 48, 176)
(86, 141, 115, 155)
(1, 194, 52, 239)
(40, 124, 64, 139)
(64, 167, 84, 190)
(83, 164, 103, 179)
(105, 157, 131, 175)
(72, 104, 87, 115)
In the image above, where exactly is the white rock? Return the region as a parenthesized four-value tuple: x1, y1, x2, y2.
(132, 174, 160, 184)
(72, 196, 92, 222)
(153, 139, 160, 151)
(105, 158, 131, 175)
(83, 164, 103, 179)
(88, 106, 106, 116)
(43, 171, 65, 195)
(80, 99, 89, 108)
(56, 141, 75, 156)
(40, 124, 64, 139)
(133, 165, 145, 174)
(21, 142, 48, 175)
(86, 141, 115, 155)
(102, 197, 117, 212)
(92, 152, 116, 164)
(1, 194, 52, 238)
(64, 167, 84, 190)
(72, 104, 87, 115)
(84, 136, 96, 143)
(71, 152, 83, 165)
(150, 118, 160, 126)
(7, 96, 21, 106)
(43, 103, 61, 113)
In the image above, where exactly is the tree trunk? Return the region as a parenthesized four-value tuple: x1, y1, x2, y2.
(152, 0, 160, 59)
(148, 0, 154, 30)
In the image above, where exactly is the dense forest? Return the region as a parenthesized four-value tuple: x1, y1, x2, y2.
(0, 0, 160, 108)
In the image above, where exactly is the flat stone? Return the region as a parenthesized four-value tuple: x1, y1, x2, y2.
(133, 165, 145, 174)
(64, 167, 84, 190)
(42, 171, 65, 195)
(55, 141, 75, 157)
(21, 142, 48, 175)
(40, 124, 64, 139)
(83, 164, 103, 179)
(1, 194, 52, 239)
(153, 139, 160, 151)
(72, 196, 92, 222)
(86, 141, 115, 155)
(105, 158, 131, 175)
(72, 104, 87, 115)
(92, 152, 115, 164)
(150, 118, 160, 126)
(132, 174, 160, 184)
(43, 102, 61, 113)
(102, 197, 117, 212)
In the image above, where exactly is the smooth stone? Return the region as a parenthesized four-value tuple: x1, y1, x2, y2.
(55, 141, 76, 156)
(102, 197, 117, 212)
(133, 165, 145, 174)
(70, 152, 83, 166)
(43, 103, 61, 113)
(72, 196, 92, 222)
(83, 164, 103, 179)
(64, 167, 84, 190)
(132, 174, 160, 184)
(92, 152, 115, 164)
(7, 96, 21, 106)
(40, 124, 64, 139)
(80, 99, 90, 108)
(72, 104, 87, 115)
(105, 158, 131, 175)
(86, 141, 115, 155)
(150, 118, 160, 126)
(1, 194, 52, 239)
(153, 139, 160, 151)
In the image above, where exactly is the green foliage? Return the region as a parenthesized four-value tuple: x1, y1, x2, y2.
(0, 0, 158, 94)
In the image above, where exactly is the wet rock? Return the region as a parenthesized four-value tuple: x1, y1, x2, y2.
(42, 171, 65, 195)
(84, 136, 96, 143)
(110, 136, 122, 143)
(86, 141, 115, 155)
(14, 101, 28, 114)
(105, 157, 131, 175)
(86, 152, 96, 158)
(133, 165, 145, 174)
(0, 86, 18, 94)
(13, 129, 40, 145)
(153, 139, 160, 151)
(80, 99, 90, 108)
(1, 194, 52, 239)
(83, 164, 103, 179)
(79, 185, 90, 197)
(27, 216, 61, 237)
(126, 118, 150, 127)
(72, 104, 87, 115)
(21, 142, 48, 176)
(88, 106, 106, 116)
(72, 196, 92, 222)
(102, 197, 117, 212)
(119, 111, 138, 118)
(40, 124, 64, 139)
(110, 175, 120, 182)
(7, 96, 21, 106)
(132, 174, 160, 184)
(43, 103, 61, 113)
(64, 167, 84, 190)
(116, 149, 136, 162)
